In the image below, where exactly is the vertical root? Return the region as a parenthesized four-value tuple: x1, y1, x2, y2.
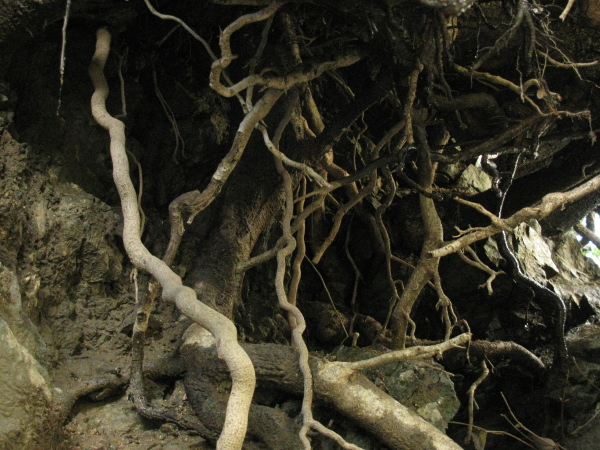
(466, 359, 489, 444)
(89, 28, 255, 449)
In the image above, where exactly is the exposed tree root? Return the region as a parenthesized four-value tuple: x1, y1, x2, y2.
(76, 1, 600, 447)
(182, 326, 470, 449)
(89, 27, 255, 449)
(432, 174, 600, 257)
(464, 340, 546, 375)
(465, 359, 489, 444)
(575, 222, 600, 248)
(162, 88, 283, 266)
(457, 245, 504, 295)
(390, 124, 445, 349)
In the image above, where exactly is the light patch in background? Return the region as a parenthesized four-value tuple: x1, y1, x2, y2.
(579, 213, 600, 267)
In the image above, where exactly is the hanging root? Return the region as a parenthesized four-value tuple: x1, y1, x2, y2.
(465, 359, 490, 444)
(89, 27, 255, 449)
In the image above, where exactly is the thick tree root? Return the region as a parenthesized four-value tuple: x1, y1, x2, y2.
(88, 27, 255, 449)
(182, 325, 468, 450)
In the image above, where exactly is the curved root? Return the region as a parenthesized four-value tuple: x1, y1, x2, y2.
(88, 27, 255, 450)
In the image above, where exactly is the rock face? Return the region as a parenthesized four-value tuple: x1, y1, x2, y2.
(0, 263, 60, 449)
(331, 345, 460, 432)
(487, 220, 600, 317)
(456, 164, 492, 195)
(65, 394, 209, 450)
(0, 260, 45, 361)
(0, 127, 126, 447)
(0, 129, 60, 447)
